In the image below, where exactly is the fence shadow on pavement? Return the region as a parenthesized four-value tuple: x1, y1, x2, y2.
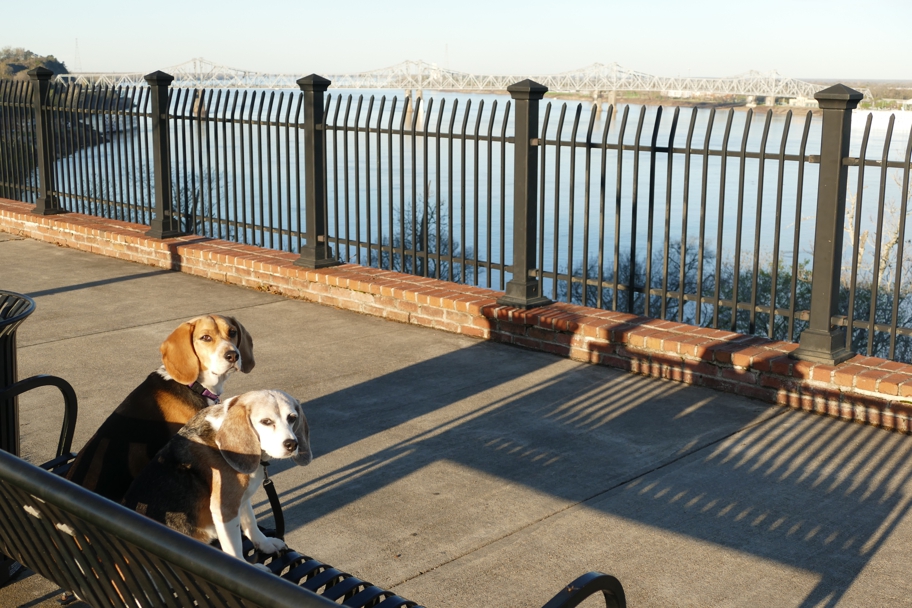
(244, 339, 909, 604)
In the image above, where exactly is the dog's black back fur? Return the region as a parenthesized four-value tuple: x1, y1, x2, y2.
(66, 372, 210, 503)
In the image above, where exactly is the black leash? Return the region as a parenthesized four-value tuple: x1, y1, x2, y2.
(261, 461, 285, 540)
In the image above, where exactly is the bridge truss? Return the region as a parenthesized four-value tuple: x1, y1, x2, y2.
(57, 57, 848, 101)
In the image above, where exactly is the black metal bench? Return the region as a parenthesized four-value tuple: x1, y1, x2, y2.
(0, 374, 627, 608)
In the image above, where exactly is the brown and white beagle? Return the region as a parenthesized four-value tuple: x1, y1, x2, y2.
(123, 390, 312, 565)
(65, 315, 255, 504)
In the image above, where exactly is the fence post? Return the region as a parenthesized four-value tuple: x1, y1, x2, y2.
(497, 80, 552, 309)
(792, 84, 864, 365)
(28, 67, 62, 215)
(144, 71, 183, 239)
(294, 74, 340, 269)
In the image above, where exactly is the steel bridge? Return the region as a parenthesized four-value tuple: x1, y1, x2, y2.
(56, 57, 844, 101)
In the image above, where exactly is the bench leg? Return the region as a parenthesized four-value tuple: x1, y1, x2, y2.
(0, 554, 24, 587)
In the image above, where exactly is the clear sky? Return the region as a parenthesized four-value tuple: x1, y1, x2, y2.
(4, 0, 910, 81)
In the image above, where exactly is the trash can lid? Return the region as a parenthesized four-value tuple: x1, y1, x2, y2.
(0, 291, 36, 339)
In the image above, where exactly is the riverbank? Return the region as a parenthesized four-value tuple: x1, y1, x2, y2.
(544, 91, 816, 114)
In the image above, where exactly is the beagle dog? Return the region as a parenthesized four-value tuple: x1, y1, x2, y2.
(66, 315, 255, 504)
(123, 390, 311, 565)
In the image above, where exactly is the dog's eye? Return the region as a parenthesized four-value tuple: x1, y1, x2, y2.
(229, 329, 238, 339)
(199, 335, 212, 342)
(287, 414, 298, 424)
(260, 419, 274, 426)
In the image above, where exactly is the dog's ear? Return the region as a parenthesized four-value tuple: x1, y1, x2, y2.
(292, 402, 312, 466)
(226, 316, 255, 373)
(215, 397, 261, 474)
(160, 320, 200, 384)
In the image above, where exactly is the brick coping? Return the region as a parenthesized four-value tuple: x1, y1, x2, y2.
(3, 198, 912, 433)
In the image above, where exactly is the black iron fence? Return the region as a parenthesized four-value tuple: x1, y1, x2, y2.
(3, 67, 912, 365)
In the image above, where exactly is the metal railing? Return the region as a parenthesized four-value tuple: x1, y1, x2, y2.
(3, 67, 911, 365)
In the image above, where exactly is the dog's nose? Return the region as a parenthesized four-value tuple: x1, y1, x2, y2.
(225, 349, 239, 363)
(283, 439, 298, 453)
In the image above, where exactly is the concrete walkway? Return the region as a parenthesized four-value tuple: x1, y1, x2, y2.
(2, 231, 912, 607)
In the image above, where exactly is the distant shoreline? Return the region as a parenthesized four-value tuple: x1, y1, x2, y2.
(542, 92, 817, 114)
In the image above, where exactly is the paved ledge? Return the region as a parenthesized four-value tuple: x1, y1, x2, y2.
(3, 197, 911, 433)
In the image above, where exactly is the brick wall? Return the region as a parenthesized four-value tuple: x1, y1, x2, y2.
(3, 198, 911, 433)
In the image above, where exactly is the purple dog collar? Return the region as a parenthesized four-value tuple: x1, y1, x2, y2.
(188, 382, 221, 404)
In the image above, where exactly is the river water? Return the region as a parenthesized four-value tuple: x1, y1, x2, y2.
(52, 88, 912, 301)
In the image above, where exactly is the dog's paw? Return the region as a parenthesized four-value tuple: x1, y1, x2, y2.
(253, 562, 272, 573)
(254, 536, 287, 555)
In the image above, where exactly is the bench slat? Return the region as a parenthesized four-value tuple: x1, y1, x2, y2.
(341, 585, 390, 608)
(319, 576, 367, 601)
(301, 566, 346, 593)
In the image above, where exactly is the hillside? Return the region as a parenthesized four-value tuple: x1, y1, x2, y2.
(0, 47, 68, 79)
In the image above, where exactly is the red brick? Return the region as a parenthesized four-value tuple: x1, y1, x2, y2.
(855, 369, 890, 392)
(682, 359, 718, 377)
(361, 304, 386, 317)
(760, 374, 799, 392)
(513, 336, 542, 350)
(714, 347, 736, 365)
(662, 366, 694, 384)
(540, 342, 571, 357)
(730, 346, 766, 368)
(876, 360, 911, 372)
(444, 310, 474, 326)
(750, 350, 779, 372)
(890, 402, 912, 419)
(411, 315, 435, 328)
(384, 310, 410, 323)
(626, 328, 662, 349)
(398, 300, 419, 313)
(581, 321, 611, 340)
(599, 354, 634, 372)
(431, 319, 460, 333)
(689, 338, 719, 361)
(336, 298, 362, 313)
(791, 360, 815, 379)
(648, 350, 683, 368)
(471, 316, 492, 330)
(460, 325, 489, 339)
(667, 334, 701, 357)
(488, 330, 512, 343)
(587, 341, 615, 356)
(495, 320, 527, 335)
(570, 347, 594, 363)
(609, 323, 642, 344)
(645, 331, 671, 351)
(721, 367, 758, 385)
(850, 355, 886, 368)
(417, 305, 446, 320)
(810, 364, 836, 383)
(319, 295, 341, 308)
(527, 327, 557, 342)
(881, 410, 896, 431)
(833, 364, 866, 387)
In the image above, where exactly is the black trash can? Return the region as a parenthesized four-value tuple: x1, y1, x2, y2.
(0, 291, 35, 456)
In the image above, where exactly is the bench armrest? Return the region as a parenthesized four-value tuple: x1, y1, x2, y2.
(540, 571, 626, 608)
(0, 374, 78, 458)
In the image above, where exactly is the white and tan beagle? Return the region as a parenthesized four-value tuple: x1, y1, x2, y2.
(124, 390, 311, 566)
(66, 315, 255, 503)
